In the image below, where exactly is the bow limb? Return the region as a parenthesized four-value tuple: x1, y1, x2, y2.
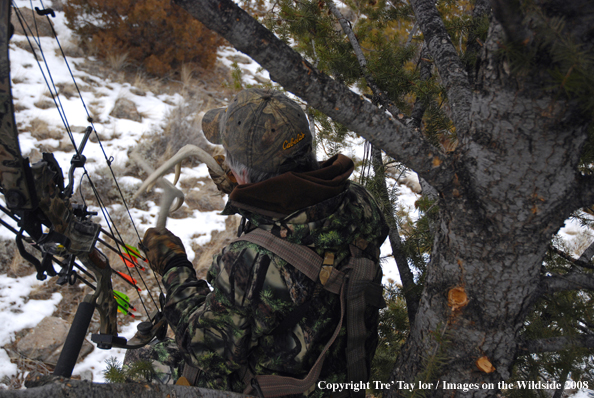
(0, 1, 168, 374)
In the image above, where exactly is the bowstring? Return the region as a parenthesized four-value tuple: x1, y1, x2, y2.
(37, 0, 165, 303)
(12, 1, 165, 321)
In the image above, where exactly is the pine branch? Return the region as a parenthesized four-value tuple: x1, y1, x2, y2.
(173, 0, 456, 191)
(519, 335, 594, 354)
(409, 0, 472, 135)
(490, 0, 532, 45)
(540, 270, 594, 294)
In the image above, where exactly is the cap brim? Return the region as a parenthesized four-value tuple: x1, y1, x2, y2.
(202, 107, 226, 145)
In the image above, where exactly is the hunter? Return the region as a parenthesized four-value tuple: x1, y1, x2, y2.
(131, 88, 388, 397)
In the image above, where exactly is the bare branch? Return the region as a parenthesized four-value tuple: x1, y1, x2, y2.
(540, 270, 594, 294)
(372, 147, 420, 323)
(550, 246, 594, 270)
(408, 45, 431, 129)
(466, 0, 490, 85)
(174, 0, 456, 191)
(519, 335, 594, 354)
(325, 0, 403, 119)
(409, 0, 472, 135)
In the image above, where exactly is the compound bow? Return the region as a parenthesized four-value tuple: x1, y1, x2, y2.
(0, 0, 168, 378)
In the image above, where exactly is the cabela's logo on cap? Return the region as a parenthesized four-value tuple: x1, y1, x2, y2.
(283, 132, 305, 150)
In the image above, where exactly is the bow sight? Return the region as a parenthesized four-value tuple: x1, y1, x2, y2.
(0, 0, 167, 379)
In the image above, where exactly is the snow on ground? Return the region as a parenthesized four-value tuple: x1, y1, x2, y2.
(0, 274, 62, 347)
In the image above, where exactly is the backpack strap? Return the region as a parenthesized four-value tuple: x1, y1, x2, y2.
(236, 228, 346, 293)
(343, 244, 384, 389)
(242, 283, 347, 398)
(236, 228, 384, 397)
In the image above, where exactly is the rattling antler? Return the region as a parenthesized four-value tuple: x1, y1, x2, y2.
(131, 152, 184, 229)
(132, 145, 226, 228)
(135, 145, 225, 195)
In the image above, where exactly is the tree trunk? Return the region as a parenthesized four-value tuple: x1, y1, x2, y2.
(387, 16, 591, 398)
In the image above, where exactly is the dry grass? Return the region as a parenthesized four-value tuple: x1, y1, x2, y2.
(56, 41, 85, 58)
(33, 99, 54, 110)
(77, 164, 139, 208)
(24, 117, 63, 140)
(180, 63, 196, 90)
(56, 82, 79, 99)
(87, 100, 104, 124)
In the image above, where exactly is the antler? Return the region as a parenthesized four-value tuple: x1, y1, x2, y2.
(133, 144, 225, 200)
(130, 152, 185, 229)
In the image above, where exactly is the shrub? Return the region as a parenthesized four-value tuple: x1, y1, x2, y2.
(64, 0, 224, 76)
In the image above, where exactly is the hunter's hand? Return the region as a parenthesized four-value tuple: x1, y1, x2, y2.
(208, 155, 237, 194)
(142, 228, 187, 275)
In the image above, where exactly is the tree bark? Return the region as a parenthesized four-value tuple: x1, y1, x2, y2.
(387, 11, 591, 398)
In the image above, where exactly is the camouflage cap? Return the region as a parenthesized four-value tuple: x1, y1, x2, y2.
(202, 88, 312, 174)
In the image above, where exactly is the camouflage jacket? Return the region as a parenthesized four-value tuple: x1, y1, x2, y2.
(161, 154, 389, 396)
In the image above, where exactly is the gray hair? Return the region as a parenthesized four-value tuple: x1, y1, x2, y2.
(225, 149, 319, 184)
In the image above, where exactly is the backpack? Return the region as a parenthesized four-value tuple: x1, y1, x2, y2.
(233, 228, 385, 398)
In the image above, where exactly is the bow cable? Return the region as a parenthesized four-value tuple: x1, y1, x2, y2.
(10, 1, 165, 322)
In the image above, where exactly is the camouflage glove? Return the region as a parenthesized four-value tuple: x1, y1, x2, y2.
(142, 228, 187, 276)
(208, 154, 237, 194)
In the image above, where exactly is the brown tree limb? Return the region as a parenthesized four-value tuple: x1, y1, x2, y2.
(372, 146, 420, 323)
(549, 246, 594, 270)
(490, 0, 532, 45)
(409, 0, 472, 135)
(519, 335, 594, 354)
(173, 0, 456, 192)
(577, 174, 594, 212)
